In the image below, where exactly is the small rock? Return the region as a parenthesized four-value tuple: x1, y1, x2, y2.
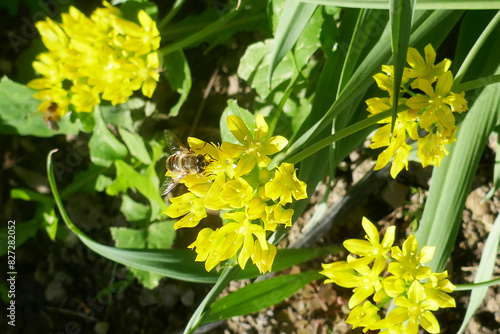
(45, 280, 66, 304)
(94, 321, 109, 334)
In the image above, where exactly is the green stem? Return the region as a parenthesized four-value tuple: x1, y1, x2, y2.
(268, 73, 300, 137)
(453, 73, 500, 93)
(453, 276, 500, 291)
(454, 10, 500, 85)
(184, 265, 241, 334)
(158, 0, 186, 30)
(159, 11, 265, 56)
(284, 108, 397, 165)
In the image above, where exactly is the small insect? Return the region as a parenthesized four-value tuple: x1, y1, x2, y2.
(160, 130, 212, 196)
(43, 102, 60, 131)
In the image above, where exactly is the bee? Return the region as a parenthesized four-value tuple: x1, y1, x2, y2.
(160, 130, 212, 196)
(43, 102, 60, 131)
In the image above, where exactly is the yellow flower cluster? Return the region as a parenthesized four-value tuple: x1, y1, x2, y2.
(27, 1, 160, 121)
(320, 217, 455, 334)
(164, 114, 308, 273)
(367, 44, 468, 178)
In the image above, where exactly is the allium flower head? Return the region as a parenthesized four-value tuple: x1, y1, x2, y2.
(27, 1, 161, 124)
(163, 113, 307, 273)
(321, 217, 455, 333)
(367, 44, 467, 178)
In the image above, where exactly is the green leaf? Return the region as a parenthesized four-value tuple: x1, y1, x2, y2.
(11, 188, 53, 206)
(299, 0, 500, 9)
(118, 127, 152, 164)
(101, 97, 146, 131)
(294, 7, 324, 70)
(63, 164, 109, 196)
(203, 270, 323, 323)
(41, 205, 58, 241)
(159, 4, 268, 55)
(267, 0, 317, 85)
(0, 77, 82, 137)
(238, 39, 296, 100)
(11, 188, 58, 241)
(88, 107, 128, 167)
(163, 50, 192, 117)
(389, 0, 415, 131)
(219, 100, 256, 144)
(454, 11, 500, 84)
(111, 220, 175, 289)
(120, 194, 150, 227)
(458, 213, 500, 333)
(106, 160, 166, 218)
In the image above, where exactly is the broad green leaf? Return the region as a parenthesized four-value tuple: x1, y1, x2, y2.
(101, 97, 145, 131)
(294, 7, 325, 70)
(118, 127, 152, 164)
(220, 100, 256, 144)
(63, 164, 109, 196)
(267, 0, 317, 85)
(106, 160, 166, 217)
(163, 50, 192, 117)
(0, 77, 82, 137)
(146, 140, 165, 193)
(203, 270, 323, 323)
(111, 220, 175, 289)
(88, 107, 128, 167)
(416, 69, 500, 272)
(120, 194, 150, 227)
(299, 0, 500, 9)
(11, 188, 53, 206)
(238, 39, 296, 100)
(11, 188, 58, 241)
(458, 213, 500, 333)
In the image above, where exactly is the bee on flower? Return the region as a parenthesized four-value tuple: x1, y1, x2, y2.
(367, 44, 468, 178)
(27, 1, 161, 127)
(163, 113, 308, 273)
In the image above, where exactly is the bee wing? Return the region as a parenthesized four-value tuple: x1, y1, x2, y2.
(160, 174, 182, 196)
(164, 130, 189, 155)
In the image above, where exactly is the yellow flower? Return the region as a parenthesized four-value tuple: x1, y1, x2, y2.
(227, 114, 288, 176)
(164, 192, 207, 229)
(343, 217, 395, 267)
(70, 82, 101, 113)
(28, 1, 161, 122)
(265, 163, 307, 205)
(188, 212, 271, 272)
(321, 217, 456, 333)
(367, 44, 467, 178)
(388, 235, 434, 281)
(219, 177, 254, 208)
(346, 301, 381, 332)
(383, 281, 441, 334)
(406, 44, 451, 83)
